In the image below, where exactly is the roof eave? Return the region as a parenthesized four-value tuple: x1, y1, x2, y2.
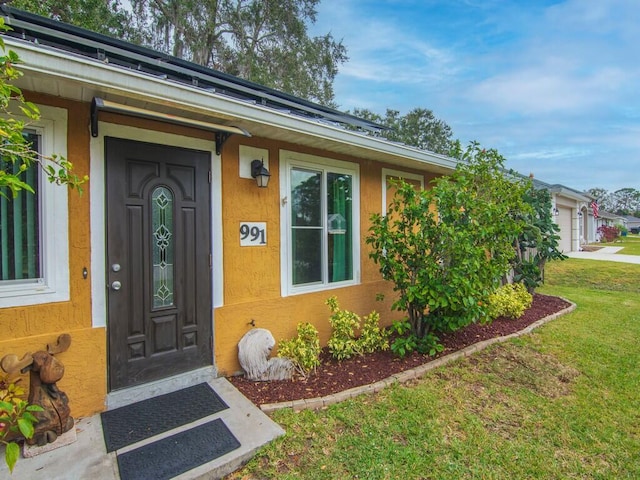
(5, 36, 457, 175)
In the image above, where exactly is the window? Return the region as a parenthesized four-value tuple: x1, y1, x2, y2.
(281, 151, 360, 295)
(1, 133, 41, 282)
(0, 105, 69, 307)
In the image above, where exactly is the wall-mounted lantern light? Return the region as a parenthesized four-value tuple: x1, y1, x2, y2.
(251, 159, 271, 188)
(577, 211, 583, 218)
(553, 207, 559, 216)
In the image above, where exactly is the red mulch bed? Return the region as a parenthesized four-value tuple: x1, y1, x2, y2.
(228, 294, 571, 406)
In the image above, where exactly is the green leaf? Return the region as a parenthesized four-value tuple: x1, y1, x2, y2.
(17, 417, 35, 439)
(5, 441, 19, 473)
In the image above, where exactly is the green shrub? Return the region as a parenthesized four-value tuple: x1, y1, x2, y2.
(326, 296, 362, 360)
(326, 296, 390, 360)
(277, 323, 321, 377)
(359, 311, 390, 354)
(487, 283, 533, 320)
(389, 320, 443, 358)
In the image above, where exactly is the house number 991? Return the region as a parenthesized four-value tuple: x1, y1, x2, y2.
(239, 222, 267, 246)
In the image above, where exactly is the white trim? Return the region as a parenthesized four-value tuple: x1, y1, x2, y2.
(0, 105, 69, 308)
(7, 38, 458, 174)
(279, 150, 361, 297)
(90, 123, 223, 329)
(381, 168, 424, 214)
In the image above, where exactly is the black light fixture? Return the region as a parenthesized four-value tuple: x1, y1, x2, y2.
(250, 159, 271, 188)
(553, 207, 559, 216)
(577, 211, 583, 218)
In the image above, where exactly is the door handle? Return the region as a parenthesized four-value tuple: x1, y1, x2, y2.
(111, 280, 122, 291)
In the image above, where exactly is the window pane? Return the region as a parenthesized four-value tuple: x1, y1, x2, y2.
(152, 186, 174, 307)
(292, 228, 322, 285)
(0, 133, 40, 281)
(291, 168, 321, 227)
(327, 173, 353, 282)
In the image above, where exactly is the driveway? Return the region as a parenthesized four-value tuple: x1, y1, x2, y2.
(566, 246, 640, 264)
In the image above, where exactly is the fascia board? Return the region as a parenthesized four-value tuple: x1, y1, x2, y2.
(7, 37, 458, 173)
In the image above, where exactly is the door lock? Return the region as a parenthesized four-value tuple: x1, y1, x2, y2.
(111, 280, 122, 291)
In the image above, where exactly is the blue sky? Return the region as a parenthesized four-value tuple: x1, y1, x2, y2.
(310, 0, 639, 193)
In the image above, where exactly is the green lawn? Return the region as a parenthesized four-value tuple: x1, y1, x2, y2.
(596, 234, 640, 255)
(231, 258, 640, 479)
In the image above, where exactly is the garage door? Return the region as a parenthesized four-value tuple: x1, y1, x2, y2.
(557, 207, 572, 252)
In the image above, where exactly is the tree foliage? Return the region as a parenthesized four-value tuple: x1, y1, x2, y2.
(9, 0, 141, 41)
(349, 107, 455, 156)
(11, 0, 347, 105)
(512, 185, 565, 292)
(587, 187, 640, 217)
(0, 18, 86, 196)
(129, 0, 347, 105)
(367, 142, 530, 342)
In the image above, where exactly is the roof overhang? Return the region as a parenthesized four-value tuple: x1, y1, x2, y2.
(547, 186, 592, 203)
(3, 35, 457, 175)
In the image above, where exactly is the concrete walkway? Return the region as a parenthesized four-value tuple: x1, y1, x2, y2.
(0, 377, 284, 480)
(565, 246, 640, 264)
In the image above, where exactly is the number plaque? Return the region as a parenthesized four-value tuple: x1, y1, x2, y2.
(240, 222, 267, 246)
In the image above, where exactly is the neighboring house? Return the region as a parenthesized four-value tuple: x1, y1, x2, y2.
(622, 215, 640, 233)
(531, 178, 595, 252)
(595, 211, 628, 239)
(0, 8, 458, 418)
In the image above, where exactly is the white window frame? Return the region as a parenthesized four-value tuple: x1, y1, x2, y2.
(0, 105, 69, 307)
(280, 150, 360, 296)
(381, 168, 424, 214)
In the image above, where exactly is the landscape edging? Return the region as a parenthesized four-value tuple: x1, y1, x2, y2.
(260, 299, 577, 413)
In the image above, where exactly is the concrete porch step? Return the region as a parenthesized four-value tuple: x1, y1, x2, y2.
(1, 378, 284, 479)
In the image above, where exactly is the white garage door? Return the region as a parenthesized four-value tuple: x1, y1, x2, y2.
(557, 207, 572, 252)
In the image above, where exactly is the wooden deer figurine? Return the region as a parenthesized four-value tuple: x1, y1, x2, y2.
(1, 334, 74, 446)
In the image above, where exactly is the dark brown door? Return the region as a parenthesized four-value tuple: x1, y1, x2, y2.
(106, 137, 212, 391)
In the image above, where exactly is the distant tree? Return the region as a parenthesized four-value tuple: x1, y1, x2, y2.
(610, 188, 640, 216)
(10, 0, 347, 106)
(9, 0, 142, 42)
(350, 107, 455, 156)
(129, 0, 347, 105)
(586, 187, 611, 210)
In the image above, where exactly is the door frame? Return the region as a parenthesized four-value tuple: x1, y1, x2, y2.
(89, 122, 225, 384)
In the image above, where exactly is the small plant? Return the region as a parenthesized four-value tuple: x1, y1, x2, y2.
(277, 323, 321, 377)
(326, 297, 362, 360)
(1, 375, 43, 473)
(358, 311, 390, 354)
(487, 283, 533, 320)
(389, 320, 443, 358)
(326, 297, 390, 360)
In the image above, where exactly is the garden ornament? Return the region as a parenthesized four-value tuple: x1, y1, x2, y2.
(238, 328, 294, 381)
(1, 334, 74, 446)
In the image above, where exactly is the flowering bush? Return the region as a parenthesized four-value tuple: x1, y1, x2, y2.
(487, 283, 533, 320)
(597, 225, 620, 243)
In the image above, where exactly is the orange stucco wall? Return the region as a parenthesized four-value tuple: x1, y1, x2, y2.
(214, 136, 438, 375)
(0, 94, 106, 418)
(1, 91, 444, 411)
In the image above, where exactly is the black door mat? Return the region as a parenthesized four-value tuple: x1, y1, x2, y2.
(117, 418, 241, 480)
(101, 383, 228, 452)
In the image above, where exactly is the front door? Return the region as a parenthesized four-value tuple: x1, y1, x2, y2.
(106, 137, 212, 391)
